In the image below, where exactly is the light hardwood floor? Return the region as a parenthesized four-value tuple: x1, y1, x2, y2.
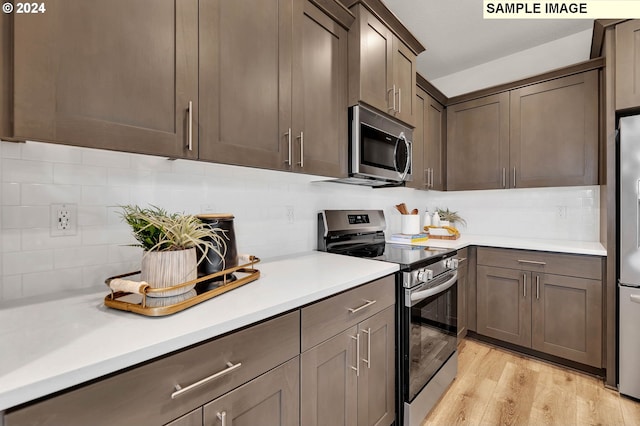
(423, 338, 640, 426)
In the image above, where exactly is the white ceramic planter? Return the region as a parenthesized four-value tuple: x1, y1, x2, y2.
(141, 248, 197, 297)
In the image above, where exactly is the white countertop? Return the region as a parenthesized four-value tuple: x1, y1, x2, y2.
(0, 251, 398, 412)
(391, 234, 607, 256)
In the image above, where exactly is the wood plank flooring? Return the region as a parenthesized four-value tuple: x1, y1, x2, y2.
(423, 339, 640, 426)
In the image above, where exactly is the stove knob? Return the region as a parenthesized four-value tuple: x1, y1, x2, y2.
(417, 269, 433, 282)
(417, 269, 426, 282)
(445, 258, 459, 269)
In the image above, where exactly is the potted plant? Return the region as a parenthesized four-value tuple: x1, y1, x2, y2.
(436, 208, 467, 228)
(120, 205, 227, 297)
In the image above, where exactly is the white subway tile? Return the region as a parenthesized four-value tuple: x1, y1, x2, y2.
(22, 183, 82, 205)
(2, 183, 20, 205)
(77, 206, 108, 227)
(81, 185, 130, 206)
(172, 159, 206, 175)
(54, 163, 108, 186)
(82, 149, 131, 169)
(54, 245, 108, 269)
(2, 159, 53, 183)
(1, 275, 23, 300)
(3, 250, 53, 275)
(108, 244, 141, 264)
(107, 168, 156, 186)
(2, 206, 49, 229)
(2, 230, 21, 252)
(1, 141, 22, 159)
(21, 142, 83, 163)
(129, 154, 173, 172)
(22, 228, 82, 250)
(82, 262, 140, 288)
(81, 226, 133, 246)
(22, 268, 84, 297)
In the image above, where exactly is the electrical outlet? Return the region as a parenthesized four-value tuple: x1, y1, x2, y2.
(51, 204, 77, 236)
(286, 206, 294, 224)
(557, 206, 568, 219)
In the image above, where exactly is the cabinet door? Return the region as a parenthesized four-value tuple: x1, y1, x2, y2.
(199, 0, 291, 169)
(357, 8, 394, 114)
(203, 357, 300, 426)
(531, 273, 602, 367)
(425, 95, 446, 191)
(357, 306, 395, 426)
(510, 71, 598, 188)
(165, 408, 202, 426)
(291, 0, 348, 177)
(616, 20, 640, 110)
(13, 0, 198, 158)
(301, 326, 359, 426)
(446, 93, 510, 190)
(477, 266, 531, 347)
(407, 87, 426, 189)
(392, 39, 416, 126)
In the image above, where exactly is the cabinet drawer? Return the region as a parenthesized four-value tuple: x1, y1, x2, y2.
(301, 275, 395, 351)
(476, 247, 602, 280)
(5, 311, 300, 426)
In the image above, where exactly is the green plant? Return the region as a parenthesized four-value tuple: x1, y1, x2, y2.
(119, 205, 227, 264)
(436, 207, 466, 227)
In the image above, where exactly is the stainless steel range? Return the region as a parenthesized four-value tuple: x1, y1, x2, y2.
(318, 209, 458, 426)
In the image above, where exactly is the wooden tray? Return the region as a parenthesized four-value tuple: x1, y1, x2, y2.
(104, 256, 260, 317)
(428, 234, 460, 240)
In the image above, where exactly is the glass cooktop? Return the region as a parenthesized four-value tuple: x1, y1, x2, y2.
(328, 242, 455, 270)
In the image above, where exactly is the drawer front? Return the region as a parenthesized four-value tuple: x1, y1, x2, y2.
(301, 275, 395, 351)
(6, 311, 300, 426)
(476, 247, 602, 280)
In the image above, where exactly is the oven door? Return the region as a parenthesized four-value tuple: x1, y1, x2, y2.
(405, 271, 458, 402)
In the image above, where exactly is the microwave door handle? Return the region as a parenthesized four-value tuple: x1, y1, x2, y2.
(399, 132, 410, 181)
(393, 137, 400, 175)
(409, 272, 458, 305)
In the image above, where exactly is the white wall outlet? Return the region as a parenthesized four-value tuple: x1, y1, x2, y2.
(51, 203, 78, 236)
(557, 206, 568, 219)
(200, 204, 216, 214)
(286, 206, 294, 224)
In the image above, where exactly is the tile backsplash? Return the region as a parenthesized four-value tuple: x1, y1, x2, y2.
(0, 141, 600, 301)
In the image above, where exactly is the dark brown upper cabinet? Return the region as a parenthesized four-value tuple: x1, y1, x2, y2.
(447, 93, 510, 191)
(7, 0, 199, 159)
(510, 70, 598, 188)
(409, 87, 445, 190)
(447, 70, 599, 191)
(199, 0, 351, 178)
(346, 4, 420, 127)
(615, 20, 640, 111)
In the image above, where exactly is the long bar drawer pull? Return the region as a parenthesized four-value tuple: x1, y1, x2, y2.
(517, 259, 547, 266)
(362, 328, 371, 368)
(351, 334, 360, 376)
(171, 361, 242, 399)
(217, 411, 227, 426)
(348, 299, 377, 314)
(630, 294, 640, 304)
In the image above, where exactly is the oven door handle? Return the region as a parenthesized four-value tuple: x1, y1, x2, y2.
(409, 272, 458, 304)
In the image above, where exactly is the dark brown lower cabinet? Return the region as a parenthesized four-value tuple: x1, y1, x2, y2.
(456, 248, 469, 342)
(301, 306, 395, 426)
(203, 357, 300, 426)
(165, 408, 202, 426)
(477, 260, 603, 368)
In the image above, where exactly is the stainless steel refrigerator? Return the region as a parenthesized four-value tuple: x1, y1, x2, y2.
(619, 114, 640, 399)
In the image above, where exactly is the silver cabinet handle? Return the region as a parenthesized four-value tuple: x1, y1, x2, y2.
(187, 101, 193, 151)
(297, 132, 304, 167)
(513, 167, 517, 188)
(630, 294, 640, 304)
(348, 299, 377, 314)
(171, 361, 241, 399)
(457, 257, 467, 263)
(523, 273, 527, 298)
(424, 169, 429, 188)
(217, 411, 227, 426)
(284, 128, 292, 166)
(387, 87, 395, 112)
(351, 333, 360, 376)
(517, 259, 547, 266)
(536, 275, 540, 300)
(362, 328, 371, 368)
(397, 88, 402, 113)
(502, 167, 506, 188)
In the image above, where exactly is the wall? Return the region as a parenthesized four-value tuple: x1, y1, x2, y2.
(0, 141, 599, 301)
(431, 29, 593, 97)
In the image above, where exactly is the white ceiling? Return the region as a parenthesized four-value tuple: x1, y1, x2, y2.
(382, 0, 594, 80)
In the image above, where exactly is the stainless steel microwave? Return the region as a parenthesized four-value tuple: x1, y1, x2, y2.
(345, 104, 413, 187)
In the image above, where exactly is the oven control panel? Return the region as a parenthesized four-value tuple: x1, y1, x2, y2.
(404, 258, 458, 288)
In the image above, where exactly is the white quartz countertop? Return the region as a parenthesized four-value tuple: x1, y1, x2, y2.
(391, 234, 607, 256)
(0, 251, 398, 412)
